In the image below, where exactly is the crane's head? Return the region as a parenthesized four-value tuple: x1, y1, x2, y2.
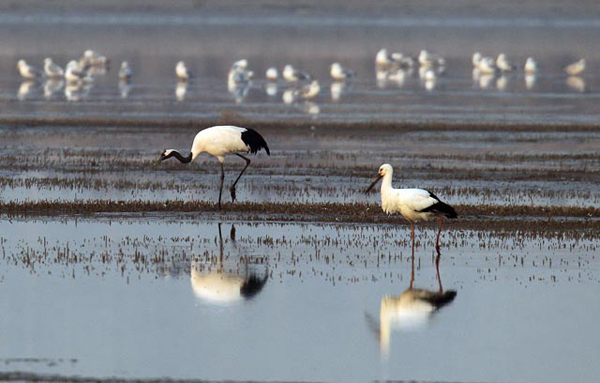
(157, 149, 175, 162)
(365, 164, 392, 193)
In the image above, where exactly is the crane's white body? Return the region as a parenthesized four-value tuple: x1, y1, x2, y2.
(186, 125, 253, 162)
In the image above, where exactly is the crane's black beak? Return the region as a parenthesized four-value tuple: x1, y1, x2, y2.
(157, 151, 168, 163)
(365, 174, 383, 194)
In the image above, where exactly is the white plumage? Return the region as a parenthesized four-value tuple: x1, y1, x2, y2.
(564, 58, 585, 76)
(175, 61, 191, 81)
(17, 60, 43, 79)
(366, 164, 457, 254)
(282, 64, 311, 82)
(44, 58, 64, 78)
(159, 125, 270, 209)
(524, 57, 538, 74)
(330, 62, 355, 80)
(119, 61, 133, 80)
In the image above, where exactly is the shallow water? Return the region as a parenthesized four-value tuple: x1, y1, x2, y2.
(1, 217, 598, 382)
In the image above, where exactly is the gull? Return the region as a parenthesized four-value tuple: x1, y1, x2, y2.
(477, 57, 497, 74)
(266, 67, 279, 80)
(472, 52, 482, 68)
(65, 60, 92, 84)
(119, 61, 133, 81)
(17, 60, 43, 79)
(564, 59, 585, 76)
(496, 54, 516, 72)
(418, 50, 445, 68)
(375, 48, 406, 68)
(282, 64, 312, 82)
(44, 58, 64, 78)
(82, 50, 108, 66)
(524, 57, 537, 74)
(282, 80, 320, 104)
(176, 61, 192, 82)
(330, 62, 355, 80)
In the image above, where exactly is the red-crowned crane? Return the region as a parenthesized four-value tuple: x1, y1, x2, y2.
(158, 125, 270, 209)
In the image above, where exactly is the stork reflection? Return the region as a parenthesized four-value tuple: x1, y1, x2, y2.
(371, 249, 456, 358)
(190, 223, 268, 305)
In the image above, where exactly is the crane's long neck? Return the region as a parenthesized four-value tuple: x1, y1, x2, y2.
(171, 150, 193, 163)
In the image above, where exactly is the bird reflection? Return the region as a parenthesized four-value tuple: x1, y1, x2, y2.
(44, 79, 64, 99)
(190, 223, 268, 305)
(17, 81, 38, 100)
(175, 81, 188, 101)
(369, 249, 456, 358)
(119, 79, 132, 98)
(566, 76, 585, 93)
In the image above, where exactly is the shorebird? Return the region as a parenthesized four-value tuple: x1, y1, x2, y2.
(472, 52, 482, 68)
(82, 50, 108, 66)
(564, 59, 585, 76)
(44, 58, 64, 78)
(283, 80, 320, 103)
(524, 57, 537, 74)
(17, 60, 43, 79)
(365, 164, 457, 255)
(265, 67, 279, 80)
(176, 61, 192, 81)
(477, 57, 497, 74)
(418, 50, 445, 68)
(158, 125, 270, 209)
(119, 61, 133, 80)
(282, 64, 311, 82)
(330, 62, 355, 80)
(496, 54, 516, 72)
(65, 60, 92, 83)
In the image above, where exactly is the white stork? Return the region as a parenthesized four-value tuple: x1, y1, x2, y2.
(158, 125, 270, 209)
(366, 164, 457, 255)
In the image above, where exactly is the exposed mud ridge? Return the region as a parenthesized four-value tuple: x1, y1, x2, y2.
(2, 201, 598, 233)
(0, 371, 297, 383)
(3, 116, 600, 132)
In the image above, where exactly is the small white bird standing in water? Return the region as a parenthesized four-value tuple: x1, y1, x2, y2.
(564, 59, 585, 76)
(119, 61, 133, 81)
(496, 54, 516, 72)
(477, 57, 497, 74)
(524, 57, 537, 74)
(176, 61, 192, 81)
(330, 62, 355, 80)
(265, 67, 279, 80)
(282, 64, 311, 82)
(44, 58, 64, 78)
(65, 60, 92, 84)
(158, 126, 270, 209)
(17, 60, 43, 79)
(365, 164, 457, 255)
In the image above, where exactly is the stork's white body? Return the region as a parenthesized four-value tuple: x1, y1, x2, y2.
(380, 177, 440, 223)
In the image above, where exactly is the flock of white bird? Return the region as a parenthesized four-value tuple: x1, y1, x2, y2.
(16, 48, 588, 102)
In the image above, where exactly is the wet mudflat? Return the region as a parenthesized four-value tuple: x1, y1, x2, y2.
(1, 218, 599, 383)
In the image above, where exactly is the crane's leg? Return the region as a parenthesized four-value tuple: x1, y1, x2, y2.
(230, 154, 251, 202)
(218, 162, 225, 210)
(435, 215, 444, 252)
